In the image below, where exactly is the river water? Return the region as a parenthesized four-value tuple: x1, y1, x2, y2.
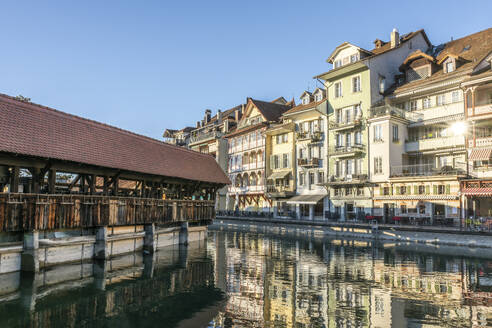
(0, 223, 491, 327)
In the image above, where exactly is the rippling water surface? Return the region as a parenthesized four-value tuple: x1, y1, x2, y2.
(1, 223, 492, 327)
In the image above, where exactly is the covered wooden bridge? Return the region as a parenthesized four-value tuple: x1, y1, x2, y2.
(0, 93, 230, 232)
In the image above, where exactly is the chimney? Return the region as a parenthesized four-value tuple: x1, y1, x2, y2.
(373, 39, 383, 49)
(235, 107, 242, 122)
(216, 109, 222, 122)
(204, 109, 212, 124)
(223, 119, 229, 133)
(391, 28, 400, 48)
(196, 121, 201, 128)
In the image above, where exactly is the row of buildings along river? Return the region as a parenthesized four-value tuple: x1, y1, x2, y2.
(164, 27, 492, 223)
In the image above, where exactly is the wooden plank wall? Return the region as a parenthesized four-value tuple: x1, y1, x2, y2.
(0, 194, 215, 232)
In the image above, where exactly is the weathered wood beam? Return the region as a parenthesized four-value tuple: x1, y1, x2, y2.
(10, 166, 19, 193)
(48, 169, 56, 194)
(68, 175, 81, 192)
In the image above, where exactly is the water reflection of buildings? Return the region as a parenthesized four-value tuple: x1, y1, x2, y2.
(209, 230, 492, 327)
(0, 240, 220, 328)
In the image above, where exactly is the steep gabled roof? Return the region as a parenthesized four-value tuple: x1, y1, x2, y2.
(249, 98, 293, 122)
(0, 94, 230, 185)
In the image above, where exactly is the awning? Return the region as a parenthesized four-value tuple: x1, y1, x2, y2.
(462, 188, 492, 197)
(287, 194, 326, 205)
(267, 171, 291, 180)
(469, 148, 492, 161)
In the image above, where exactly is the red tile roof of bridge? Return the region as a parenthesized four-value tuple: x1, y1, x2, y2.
(0, 94, 230, 185)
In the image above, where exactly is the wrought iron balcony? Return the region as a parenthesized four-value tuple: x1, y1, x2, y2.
(390, 163, 466, 178)
(329, 144, 365, 157)
(325, 171, 369, 185)
(266, 184, 295, 197)
(329, 117, 362, 131)
(189, 130, 221, 144)
(297, 157, 320, 167)
(296, 131, 323, 142)
(369, 105, 422, 122)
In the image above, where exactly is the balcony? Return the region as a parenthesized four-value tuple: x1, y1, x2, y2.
(329, 144, 365, 158)
(190, 130, 220, 144)
(228, 185, 265, 194)
(329, 117, 362, 131)
(325, 172, 369, 185)
(297, 157, 320, 168)
(266, 184, 295, 198)
(405, 135, 465, 153)
(369, 105, 422, 122)
(390, 163, 466, 178)
(469, 104, 492, 117)
(469, 136, 492, 148)
(296, 131, 323, 142)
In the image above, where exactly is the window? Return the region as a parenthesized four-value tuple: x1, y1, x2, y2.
(379, 76, 386, 94)
(355, 131, 362, 145)
(383, 187, 390, 195)
(452, 91, 460, 103)
(400, 205, 407, 214)
(346, 133, 352, 147)
(302, 97, 309, 105)
(336, 134, 343, 147)
(437, 185, 445, 195)
(271, 155, 279, 169)
(299, 148, 305, 159)
(335, 82, 342, 98)
(418, 185, 425, 195)
(334, 60, 342, 68)
(314, 93, 322, 102)
(299, 173, 304, 186)
(392, 125, 399, 142)
(354, 104, 361, 119)
(336, 109, 342, 123)
(346, 159, 353, 175)
(436, 94, 446, 106)
(352, 76, 361, 93)
(350, 54, 358, 63)
(282, 153, 289, 168)
(334, 188, 340, 196)
(400, 186, 406, 194)
(374, 156, 382, 174)
(423, 97, 431, 109)
(309, 172, 315, 185)
(346, 187, 353, 196)
(356, 187, 364, 196)
(373, 125, 383, 142)
(446, 61, 455, 73)
(409, 100, 417, 111)
(318, 171, 324, 183)
(276, 133, 288, 144)
(419, 205, 426, 214)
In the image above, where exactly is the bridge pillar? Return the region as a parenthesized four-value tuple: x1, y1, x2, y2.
(144, 223, 156, 253)
(179, 222, 189, 246)
(94, 227, 109, 260)
(21, 231, 39, 273)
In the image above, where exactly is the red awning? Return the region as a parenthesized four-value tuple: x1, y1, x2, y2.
(462, 187, 492, 197)
(469, 148, 492, 161)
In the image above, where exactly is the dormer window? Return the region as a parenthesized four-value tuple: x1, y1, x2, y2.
(350, 54, 359, 63)
(334, 60, 342, 68)
(302, 97, 309, 105)
(314, 93, 322, 102)
(446, 61, 455, 73)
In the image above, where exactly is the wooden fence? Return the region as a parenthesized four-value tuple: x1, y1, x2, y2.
(0, 193, 215, 232)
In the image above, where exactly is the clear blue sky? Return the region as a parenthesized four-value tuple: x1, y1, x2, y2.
(1, 1, 491, 139)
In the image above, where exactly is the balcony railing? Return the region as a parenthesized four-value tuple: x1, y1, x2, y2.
(190, 130, 220, 144)
(326, 171, 369, 184)
(405, 135, 465, 152)
(468, 104, 492, 117)
(370, 105, 422, 122)
(329, 144, 365, 156)
(297, 157, 320, 167)
(329, 117, 362, 130)
(266, 185, 295, 194)
(469, 136, 492, 148)
(390, 163, 466, 177)
(296, 131, 323, 142)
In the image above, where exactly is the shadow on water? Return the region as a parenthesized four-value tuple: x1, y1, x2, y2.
(0, 240, 225, 328)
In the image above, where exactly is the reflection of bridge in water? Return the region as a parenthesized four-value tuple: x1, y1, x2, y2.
(0, 241, 224, 328)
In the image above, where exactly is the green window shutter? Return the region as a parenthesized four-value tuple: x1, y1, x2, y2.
(395, 187, 399, 195)
(414, 185, 418, 194)
(379, 187, 383, 196)
(425, 185, 430, 194)
(446, 185, 450, 194)
(390, 186, 393, 195)
(433, 185, 437, 194)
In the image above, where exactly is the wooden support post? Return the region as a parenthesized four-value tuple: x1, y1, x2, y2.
(10, 166, 20, 193)
(31, 168, 41, 194)
(112, 176, 119, 196)
(88, 174, 96, 195)
(48, 169, 56, 194)
(103, 176, 109, 196)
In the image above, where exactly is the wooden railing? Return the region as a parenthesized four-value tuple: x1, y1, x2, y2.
(0, 193, 215, 232)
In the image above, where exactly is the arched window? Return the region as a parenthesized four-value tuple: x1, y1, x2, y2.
(250, 172, 257, 186)
(257, 171, 263, 185)
(250, 151, 256, 165)
(243, 152, 249, 164)
(235, 175, 241, 187)
(243, 173, 249, 187)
